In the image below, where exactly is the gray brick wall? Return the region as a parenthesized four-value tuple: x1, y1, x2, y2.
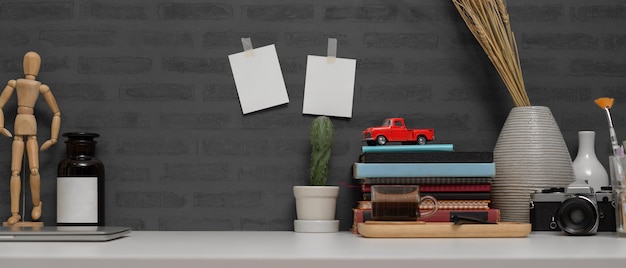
(0, 0, 624, 231)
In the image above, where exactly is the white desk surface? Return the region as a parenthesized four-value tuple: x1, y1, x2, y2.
(0, 231, 625, 268)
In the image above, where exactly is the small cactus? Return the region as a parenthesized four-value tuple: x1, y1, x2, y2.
(309, 116, 334, 186)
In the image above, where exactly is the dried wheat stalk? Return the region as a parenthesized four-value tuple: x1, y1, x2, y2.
(452, 0, 530, 106)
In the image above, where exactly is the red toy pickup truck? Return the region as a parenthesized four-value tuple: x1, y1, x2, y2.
(361, 118, 434, 146)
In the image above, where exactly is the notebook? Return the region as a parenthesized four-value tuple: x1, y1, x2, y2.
(0, 226, 131, 242)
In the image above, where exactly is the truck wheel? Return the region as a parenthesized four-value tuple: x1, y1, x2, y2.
(417, 136, 427, 145)
(376, 136, 387, 145)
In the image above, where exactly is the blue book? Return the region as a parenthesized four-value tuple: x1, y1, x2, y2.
(361, 144, 454, 154)
(352, 162, 495, 178)
(356, 177, 492, 185)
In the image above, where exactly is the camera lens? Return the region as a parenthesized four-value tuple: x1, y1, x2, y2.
(556, 196, 599, 235)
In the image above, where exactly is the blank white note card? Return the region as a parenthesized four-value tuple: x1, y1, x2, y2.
(228, 44, 289, 114)
(302, 55, 356, 118)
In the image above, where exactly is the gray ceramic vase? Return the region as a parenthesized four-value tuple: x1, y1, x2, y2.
(492, 106, 575, 222)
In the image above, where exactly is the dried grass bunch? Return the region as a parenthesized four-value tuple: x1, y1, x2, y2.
(452, 0, 530, 107)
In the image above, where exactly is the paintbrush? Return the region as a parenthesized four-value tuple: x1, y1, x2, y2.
(595, 97, 622, 156)
(595, 97, 625, 187)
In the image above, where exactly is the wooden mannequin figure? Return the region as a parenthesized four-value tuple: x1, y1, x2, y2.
(0, 51, 61, 225)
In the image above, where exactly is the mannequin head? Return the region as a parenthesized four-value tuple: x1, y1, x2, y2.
(23, 51, 41, 80)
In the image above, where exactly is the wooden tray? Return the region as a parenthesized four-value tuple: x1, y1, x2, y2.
(358, 221, 531, 238)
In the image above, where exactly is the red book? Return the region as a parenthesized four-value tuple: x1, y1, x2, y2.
(351, 208, 500, 234)
(356, 200, 491, 210)
(420, 184, 491, 192)
(420, 192, 491, 200)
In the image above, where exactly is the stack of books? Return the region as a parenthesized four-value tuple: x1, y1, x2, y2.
(351, 144, 499, 234)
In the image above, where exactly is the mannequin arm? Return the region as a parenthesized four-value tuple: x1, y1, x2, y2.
(0, 80, 15, 137)
(39, 84, 60, 151)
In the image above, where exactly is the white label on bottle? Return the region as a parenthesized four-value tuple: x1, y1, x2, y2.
(57, 177, 98, 223)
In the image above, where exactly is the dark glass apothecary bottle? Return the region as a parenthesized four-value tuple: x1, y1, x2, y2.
(57, 132, 105, 226)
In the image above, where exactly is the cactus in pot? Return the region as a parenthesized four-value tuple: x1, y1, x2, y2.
(309, 116, 334, 186)
(293, 115, 339, 232)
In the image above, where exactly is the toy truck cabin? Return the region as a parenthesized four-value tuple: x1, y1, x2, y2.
(361, 118, 434, 146)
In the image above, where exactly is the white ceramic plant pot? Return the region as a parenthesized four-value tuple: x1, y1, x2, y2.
(293, 185, 340, 232)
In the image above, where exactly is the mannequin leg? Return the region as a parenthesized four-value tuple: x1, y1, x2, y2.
(26, 136, 41, 221)
(7, 136, 24, 225)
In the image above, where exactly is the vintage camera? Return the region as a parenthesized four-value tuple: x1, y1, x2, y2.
(530, 182, 615, 235)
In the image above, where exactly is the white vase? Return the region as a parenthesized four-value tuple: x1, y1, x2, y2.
(572, 131, 609, 192)
(492, 106, 575, 223)
(293, 186, 340, 232)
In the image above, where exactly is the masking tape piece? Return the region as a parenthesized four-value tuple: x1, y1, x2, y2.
(242, 37, 254, 57)
(327, 38, 337, 64)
